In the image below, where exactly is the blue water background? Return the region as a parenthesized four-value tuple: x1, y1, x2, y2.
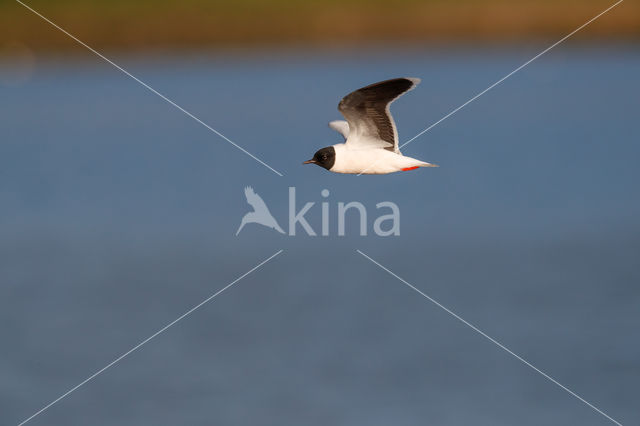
(1, 44, 639, 425)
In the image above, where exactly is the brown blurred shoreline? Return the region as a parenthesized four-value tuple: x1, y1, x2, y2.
(2, 0, 639, 51)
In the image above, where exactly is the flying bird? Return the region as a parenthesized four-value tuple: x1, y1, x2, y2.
(236, 186, 285, 235)
(303, 77, 437, 174)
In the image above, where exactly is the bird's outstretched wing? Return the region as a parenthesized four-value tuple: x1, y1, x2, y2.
(338, 77, 420, 154)
(328, 120, 350, 141)
(244, 186, 270, 212)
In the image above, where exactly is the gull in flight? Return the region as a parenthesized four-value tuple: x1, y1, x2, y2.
(304, 77, 438, 174)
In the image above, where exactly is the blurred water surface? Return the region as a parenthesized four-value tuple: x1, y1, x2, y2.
(1, 45, 639, 425)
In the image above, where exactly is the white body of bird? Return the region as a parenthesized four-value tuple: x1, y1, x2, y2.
(330, 143, 434, 174)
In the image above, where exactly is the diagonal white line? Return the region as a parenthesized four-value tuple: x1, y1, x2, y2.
(356, 0, 623, 176)
(16, 0, 284, 177)
(17, 249, 284, 426)
(401, 0, 623, 149)
(356, 249, 623, 426)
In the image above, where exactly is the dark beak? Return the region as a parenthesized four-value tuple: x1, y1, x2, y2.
(302, 159, 316, 165)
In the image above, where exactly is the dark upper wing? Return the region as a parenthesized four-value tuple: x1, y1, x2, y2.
(338, 77, 420, 153)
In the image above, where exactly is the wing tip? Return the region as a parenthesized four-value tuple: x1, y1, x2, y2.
(405, 77, 421, 88)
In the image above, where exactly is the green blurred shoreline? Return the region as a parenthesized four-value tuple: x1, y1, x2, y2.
(3, 0, 639, 51)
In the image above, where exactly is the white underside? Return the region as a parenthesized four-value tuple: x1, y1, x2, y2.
(330, 143, 434, 174)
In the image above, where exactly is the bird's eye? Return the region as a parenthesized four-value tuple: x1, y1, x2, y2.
(322, 154, 327, 160)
